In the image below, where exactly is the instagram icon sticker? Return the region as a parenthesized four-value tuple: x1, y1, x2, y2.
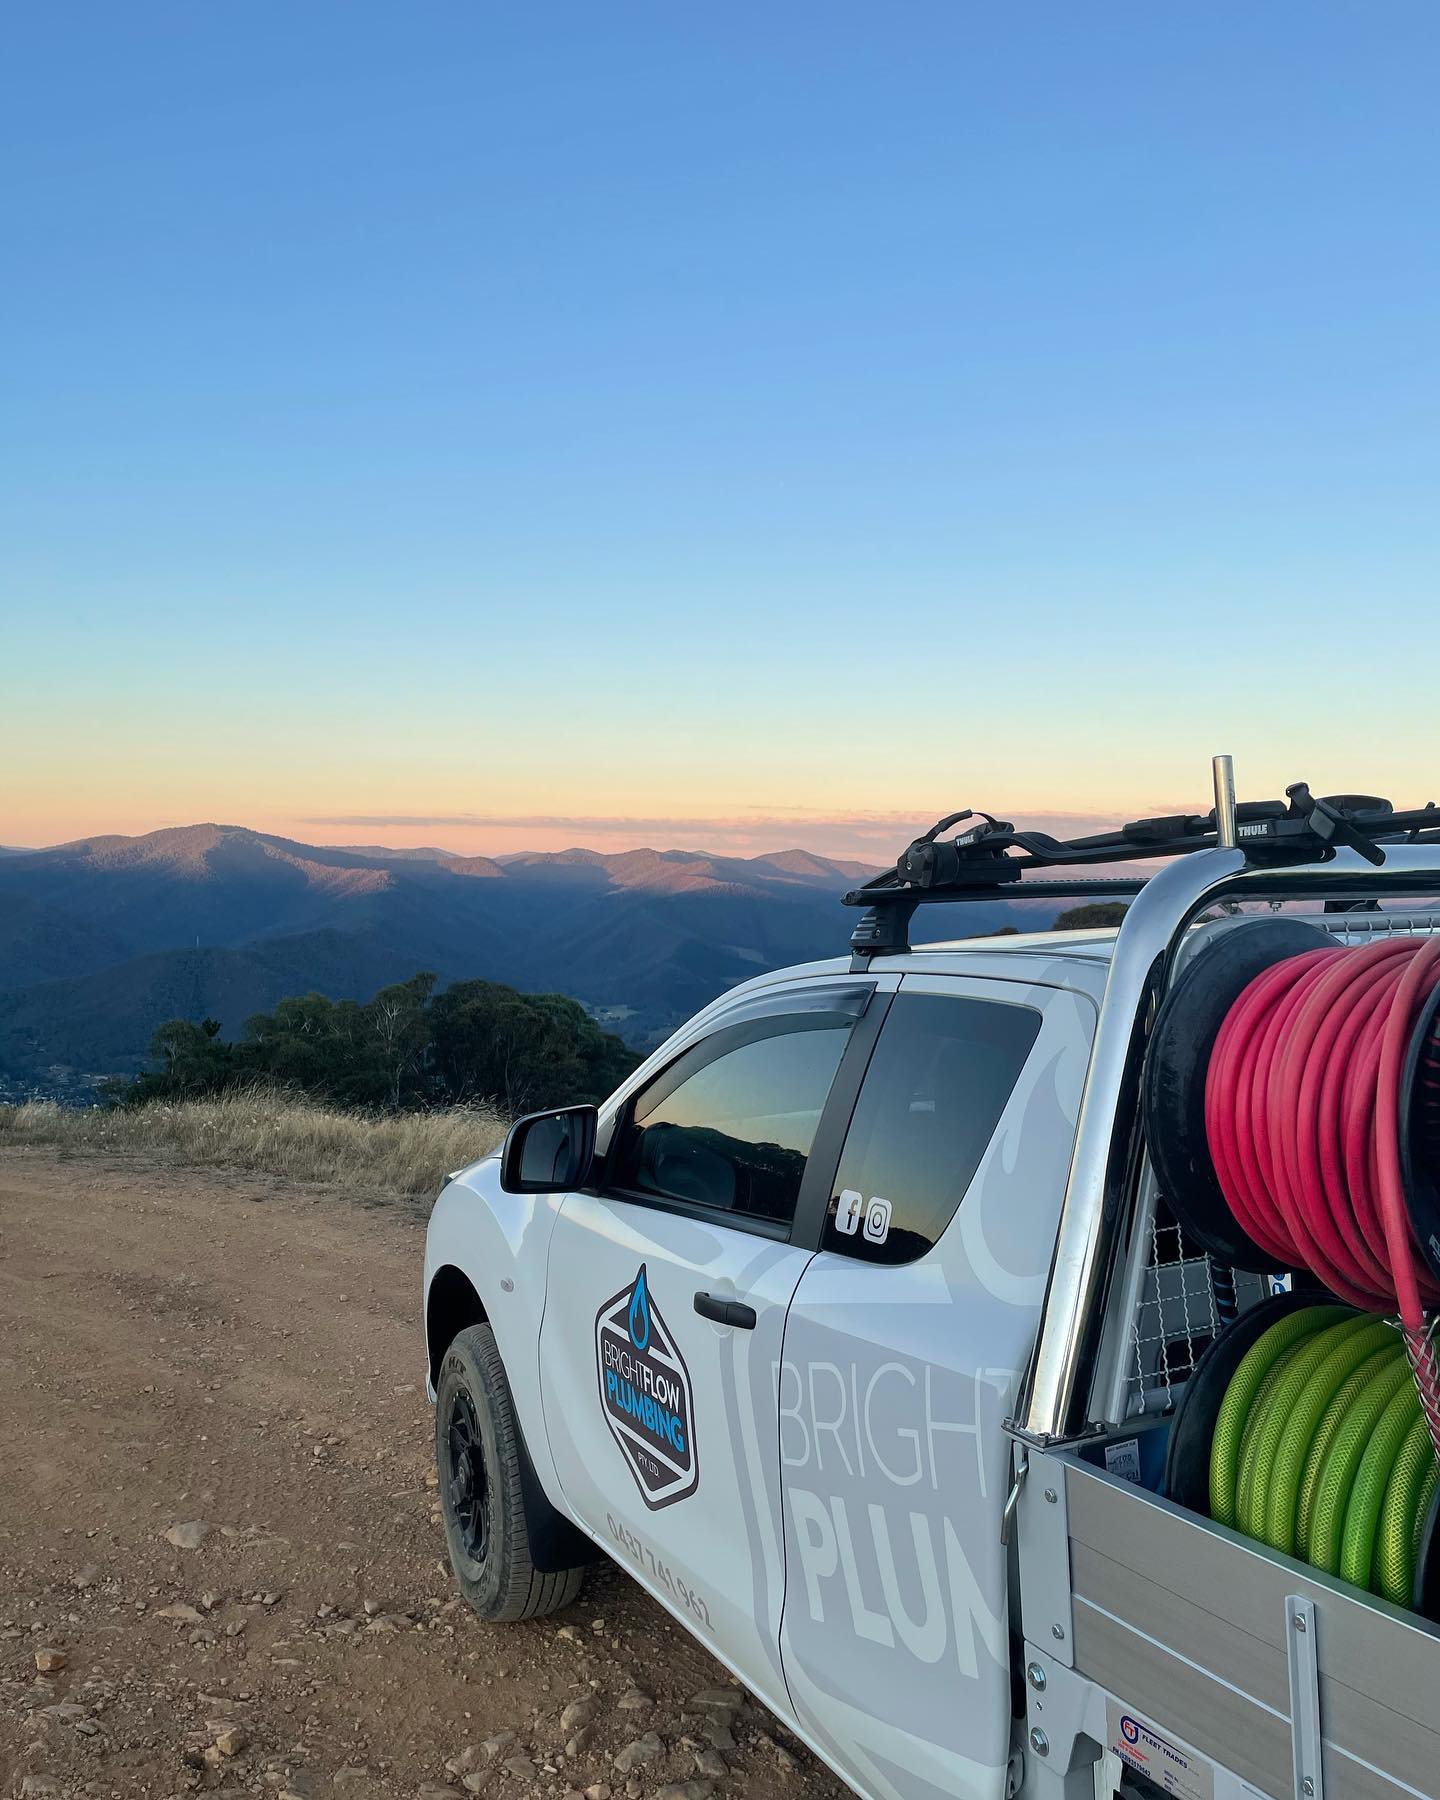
(862, 1197, 892, 1244)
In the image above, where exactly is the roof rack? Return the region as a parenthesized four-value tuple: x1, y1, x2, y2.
(845, 755, 1440, 958)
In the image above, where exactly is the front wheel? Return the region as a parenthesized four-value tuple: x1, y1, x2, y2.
(435, 1323, 586, 1621)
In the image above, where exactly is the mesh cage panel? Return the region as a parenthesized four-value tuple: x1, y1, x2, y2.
(1123, 1204, 1268, 1418)
(1321, 911, 1440, 944)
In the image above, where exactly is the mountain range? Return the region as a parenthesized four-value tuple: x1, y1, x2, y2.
(0, 823, 1044, 1096)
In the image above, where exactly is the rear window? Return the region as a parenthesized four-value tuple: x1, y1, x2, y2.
(823, 991, 1040, 1263)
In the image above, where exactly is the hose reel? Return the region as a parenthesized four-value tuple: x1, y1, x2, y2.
(1165, 1299, 1440, 1616)
(1146, 917, 1440, 1613)
(1145, 919, 1440, 1459)
(1145, 919, 1440, 1288)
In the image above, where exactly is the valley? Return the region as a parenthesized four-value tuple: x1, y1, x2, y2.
(0, 826, 1038, 1095)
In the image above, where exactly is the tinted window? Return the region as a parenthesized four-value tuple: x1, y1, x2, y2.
(615, 1022, 851, 1227)
(824, 992, 1040, 1263)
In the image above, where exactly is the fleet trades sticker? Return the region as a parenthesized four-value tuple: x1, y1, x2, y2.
(1106, 1700, 1214, 1800)
(595, 1265, 698, 1510)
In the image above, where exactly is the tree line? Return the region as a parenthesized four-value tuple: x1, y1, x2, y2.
(127, 973, 640, 1115)
(125, 904, 1128, 1115)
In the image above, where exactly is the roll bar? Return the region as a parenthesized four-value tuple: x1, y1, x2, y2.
(1011, 838, 1440, 1447)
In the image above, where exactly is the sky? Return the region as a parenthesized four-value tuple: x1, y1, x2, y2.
(3, 4, 1438, 861)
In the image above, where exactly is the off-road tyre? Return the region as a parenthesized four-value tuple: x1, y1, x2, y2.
(435, 1323, 585, 1621)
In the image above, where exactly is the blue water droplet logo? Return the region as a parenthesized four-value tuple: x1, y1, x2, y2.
(628, 1265, 651, 1351)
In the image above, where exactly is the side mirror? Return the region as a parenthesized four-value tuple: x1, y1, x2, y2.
(499, 1104, 598, 1193)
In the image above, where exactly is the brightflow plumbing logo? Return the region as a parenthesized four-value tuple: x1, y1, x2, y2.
(595, 1264, 699, 1509)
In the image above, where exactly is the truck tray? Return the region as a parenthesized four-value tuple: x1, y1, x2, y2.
(1032, 1454, 1440, 1799)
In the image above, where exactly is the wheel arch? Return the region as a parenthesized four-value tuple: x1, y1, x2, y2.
(426, 1262, 488, 1390)
(427, 1263, 598, 1577)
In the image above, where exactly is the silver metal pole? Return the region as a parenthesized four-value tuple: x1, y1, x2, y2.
(1097, 1161, 1164, 1425)
(1213, 753, 1238, 849)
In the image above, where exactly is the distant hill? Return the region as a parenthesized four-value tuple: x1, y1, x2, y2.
(0, 823, 1044, 1093)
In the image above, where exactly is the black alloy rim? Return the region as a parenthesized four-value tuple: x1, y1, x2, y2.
(446, 1387, 490, 1563)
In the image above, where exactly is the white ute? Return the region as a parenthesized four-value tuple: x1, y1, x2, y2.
(424, 761, 1440, 1800)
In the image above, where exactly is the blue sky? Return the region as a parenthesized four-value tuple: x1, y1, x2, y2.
(3, 5, 1437, 856)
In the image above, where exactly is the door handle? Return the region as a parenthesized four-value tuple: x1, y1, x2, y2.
(693, 1291, 757, 1330)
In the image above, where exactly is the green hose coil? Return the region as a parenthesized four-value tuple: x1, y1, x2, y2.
(1307, 1355, 1412, 1575)
(1234, 1338, 1315, 1537)
(1210, 1305, 1346, 1526)
(1412, 1460, 1440, 1573)
(1263, 1318, 1395, 1555)
(1295, 1343, 1403, 1560)
(1374, 1415, 1440, 1603)
(1339, 1379, 1422, 1590)
(1205, 1304, 1439, 1611)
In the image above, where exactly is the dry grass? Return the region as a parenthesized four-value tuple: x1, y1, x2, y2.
(0, 1089, 509, 1198)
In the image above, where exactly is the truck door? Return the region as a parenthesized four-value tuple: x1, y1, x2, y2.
(778, 973, 1096, 1800)
(538, 980, 892, 1715)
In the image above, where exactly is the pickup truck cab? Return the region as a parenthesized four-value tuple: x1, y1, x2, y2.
(424, 773, 1440, 1800)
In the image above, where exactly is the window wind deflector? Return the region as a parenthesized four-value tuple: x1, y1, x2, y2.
(715, 982, 876, 1026)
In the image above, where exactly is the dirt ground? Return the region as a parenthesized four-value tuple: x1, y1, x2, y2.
(0, 1150, 850, 1800)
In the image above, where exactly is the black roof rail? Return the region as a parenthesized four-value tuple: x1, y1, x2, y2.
(845, 785, 1440, 960)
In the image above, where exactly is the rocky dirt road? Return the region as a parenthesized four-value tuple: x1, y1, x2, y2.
(0, 1150, 849, 1800)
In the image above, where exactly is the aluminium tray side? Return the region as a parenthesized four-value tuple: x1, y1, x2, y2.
(1058, 1456, 1440, 1800)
